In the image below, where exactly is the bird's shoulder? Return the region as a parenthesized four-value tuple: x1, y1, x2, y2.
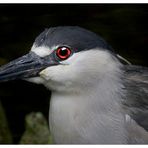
(123, 65, 148, 131)
(124, 65, 148, 84)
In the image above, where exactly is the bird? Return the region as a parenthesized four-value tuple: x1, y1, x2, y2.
(0, 26, 148, 144)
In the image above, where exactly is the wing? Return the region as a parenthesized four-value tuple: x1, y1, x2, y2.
(123, 65, 148, 131)
(125, 65, 148, 84)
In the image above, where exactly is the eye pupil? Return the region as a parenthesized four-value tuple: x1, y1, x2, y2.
(56, 47, 71, 60)
(59, 48, 68, 56)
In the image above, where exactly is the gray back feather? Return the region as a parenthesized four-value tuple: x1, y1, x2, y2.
(123, 65, 148, 131)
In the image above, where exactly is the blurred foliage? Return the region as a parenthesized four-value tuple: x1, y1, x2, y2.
(0, 106, 52, 144)
(0, 4, 148, 144)
(0, 101, 12, 144)
(0, 81, 50, 144)
(20, 112, 52, 144)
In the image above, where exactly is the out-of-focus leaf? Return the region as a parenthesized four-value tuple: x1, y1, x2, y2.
(20, 112, 53, 144)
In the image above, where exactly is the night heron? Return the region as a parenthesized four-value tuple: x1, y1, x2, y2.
(0, 26, 148, 144)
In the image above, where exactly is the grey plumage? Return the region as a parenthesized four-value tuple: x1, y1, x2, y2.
(34, 26, 114, 52)
(124, 65, 148, 130)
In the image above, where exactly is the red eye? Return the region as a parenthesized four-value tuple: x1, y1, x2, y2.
(56, 46, 71, 60)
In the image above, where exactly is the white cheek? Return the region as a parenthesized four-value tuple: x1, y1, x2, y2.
(39, 65, 77, 92)
(40, 49, 117, 82)
(39, 49, 121, 92)
(39, 65, 69, 82)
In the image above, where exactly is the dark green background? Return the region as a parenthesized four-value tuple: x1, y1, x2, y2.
(0, 4, 148, 143)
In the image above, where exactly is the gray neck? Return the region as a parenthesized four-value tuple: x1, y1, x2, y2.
(49, 68, 128, 144)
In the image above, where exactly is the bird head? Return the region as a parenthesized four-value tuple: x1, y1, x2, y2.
(0, 26, 122, 92)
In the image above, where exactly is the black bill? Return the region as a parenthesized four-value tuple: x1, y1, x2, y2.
(0, 52, 58, 82)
